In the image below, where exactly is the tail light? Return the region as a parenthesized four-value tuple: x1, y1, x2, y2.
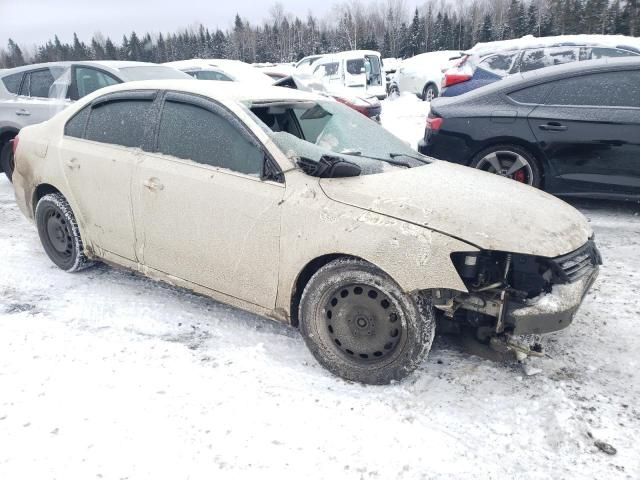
(442, 73, 472, 88)
(334, 96, 369, 116)
(426, 116, 443, 132)
(11, 136, 19, 155)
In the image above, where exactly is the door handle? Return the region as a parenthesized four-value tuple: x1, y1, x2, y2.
(16, 109, 31, 117)
(143, 178, 164, 191)
(65, 157, 80, 170)
(539, 122, 568, 132)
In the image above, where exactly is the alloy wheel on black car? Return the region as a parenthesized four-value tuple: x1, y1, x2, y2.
(471, 145, 542, 187)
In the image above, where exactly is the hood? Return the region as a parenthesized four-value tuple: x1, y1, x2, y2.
(319, 161, 592, 258)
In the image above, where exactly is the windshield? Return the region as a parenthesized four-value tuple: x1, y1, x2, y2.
(118, 66, 192, 81)
(246, 99, 430, 177)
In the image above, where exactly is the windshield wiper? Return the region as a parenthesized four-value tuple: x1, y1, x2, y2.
(342, 152, 411, 168)
(390, 152, 430, 164)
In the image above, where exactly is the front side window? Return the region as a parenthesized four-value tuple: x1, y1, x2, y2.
(157, 100, 263, 176)
(2, 72, 23, 94)
(85, 99, 153, 148)
(544, 70, 640, 108)
(75, 67, 120, 98)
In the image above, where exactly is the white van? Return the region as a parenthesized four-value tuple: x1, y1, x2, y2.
(311, 50, 387, 99)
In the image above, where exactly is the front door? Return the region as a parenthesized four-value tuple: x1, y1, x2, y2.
(133, 92, 284, 308)
(528, 69, 640, 197)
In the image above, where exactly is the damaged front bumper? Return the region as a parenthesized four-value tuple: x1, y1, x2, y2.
(435, 240, 602, 337)
(504, 267, 598, 335)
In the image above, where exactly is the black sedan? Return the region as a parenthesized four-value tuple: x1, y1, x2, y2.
(419, 57, 640, 201)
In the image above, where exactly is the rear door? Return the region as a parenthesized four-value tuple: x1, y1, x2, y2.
(16, 67, 71, 123)
(527, 69, 640, 197)
(132, 92, 284, 308)
(58, 90, 158, 260)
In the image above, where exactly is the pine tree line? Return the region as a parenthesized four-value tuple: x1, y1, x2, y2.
(1, 0, 639, 69)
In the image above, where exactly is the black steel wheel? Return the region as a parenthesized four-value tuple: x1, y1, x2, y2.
(0, 141, 14, 182)
(299, 258, 435, 385)
(35, 193, 94, 272)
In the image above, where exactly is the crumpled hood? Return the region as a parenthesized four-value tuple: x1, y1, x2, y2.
(320, 161, 592, 258)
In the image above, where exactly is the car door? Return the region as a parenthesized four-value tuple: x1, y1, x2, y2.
(16, 67, 71, 123)
(527, 69, 640, 197)
(58, 90, 158, 261)
(132, 91, 284, 308)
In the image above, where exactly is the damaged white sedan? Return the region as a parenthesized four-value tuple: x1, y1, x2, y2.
(12, 80, 601, 384)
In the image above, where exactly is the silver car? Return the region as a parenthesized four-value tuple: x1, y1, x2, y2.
(0, 61, 191, 180)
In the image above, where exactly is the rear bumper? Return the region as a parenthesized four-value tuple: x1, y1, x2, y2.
(505, 267, 599, 335)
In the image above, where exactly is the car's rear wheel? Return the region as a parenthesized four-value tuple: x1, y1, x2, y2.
(422, 83, 438, 102)
(299, 258, 435, 385)
(35, 193, 94, 272)
(0, 141, 14, 182)
(470, 145, 541, 187)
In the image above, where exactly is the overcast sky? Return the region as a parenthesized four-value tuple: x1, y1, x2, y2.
(1, 0, 356, 48)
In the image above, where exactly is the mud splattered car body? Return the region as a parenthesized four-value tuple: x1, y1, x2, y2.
(12, 80, 600, 384)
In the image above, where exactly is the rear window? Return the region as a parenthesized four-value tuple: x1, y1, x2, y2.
(118, 66, 191, 81)
(85, 99, 153, 148)
(2, 72, 23, 94)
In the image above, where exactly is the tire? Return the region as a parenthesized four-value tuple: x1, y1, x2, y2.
(299, 258, 435, 385)
(422, 83, 439, 102)
(0, 140, 14, 182)
(470, 144, 542, 188)
(35, 193, 94, 272)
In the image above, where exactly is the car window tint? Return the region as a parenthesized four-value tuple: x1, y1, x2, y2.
(64, 106, 90, 138)
(545, 70, 640, 107)
(85, 99, 153, 148)
(194, 70, 232, 81)
(75, 67, 119, 98)
(2, 72, 23, 94)
(479, 53, 518, 76)
(507, 83, 550, 104)
(26, 69, 56, 98)
(157, 100, 263, 176)
(520, 47, 578, 73)
(589, 47, 638, 59)
(346, 59, 365, 75)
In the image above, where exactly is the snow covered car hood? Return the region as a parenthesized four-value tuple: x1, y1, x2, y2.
(319, 161, 592, 258)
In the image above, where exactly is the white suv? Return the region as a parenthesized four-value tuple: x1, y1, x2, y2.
(0, 61, 191, 180)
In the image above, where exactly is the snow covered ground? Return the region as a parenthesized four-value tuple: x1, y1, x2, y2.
(1, 98, 640, 479)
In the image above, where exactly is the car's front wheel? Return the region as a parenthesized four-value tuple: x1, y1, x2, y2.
(35, 193, 94, 272)
(299, 258, 435, 385)
(470, 145, 542, 187)
(0, 140, 14, 182)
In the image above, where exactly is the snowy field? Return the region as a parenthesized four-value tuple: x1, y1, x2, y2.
(1, 96, 640, 479)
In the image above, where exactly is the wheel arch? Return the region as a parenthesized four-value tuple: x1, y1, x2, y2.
(0, 127, 20, 146)
(32, 183, 63, 215)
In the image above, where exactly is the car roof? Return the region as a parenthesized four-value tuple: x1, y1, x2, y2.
(438, 56, 640, 105)
(468, 34, 640, 57)
(79, 78, 324, 104)
(0, 60, 175, 76)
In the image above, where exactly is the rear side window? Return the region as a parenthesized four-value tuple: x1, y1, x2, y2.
(314, 62, 339, 77)
(23, 69, 56, 98)
(85, 99, 153, 148)
(64, 106, 90, 138)
(2, 72, 23, 94)
(192, 70, 232, 81)
(520, 47, 579, 73)
(479, 53, 518, 76)
(346, 59, 365, 75)
(157, 100, 263, 176)
(507, 83, 550, 104)
(544, 70, 640, 108)
(75, 67, 119, 98)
